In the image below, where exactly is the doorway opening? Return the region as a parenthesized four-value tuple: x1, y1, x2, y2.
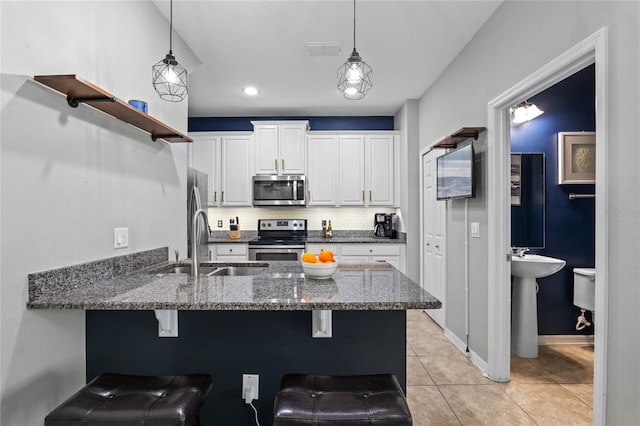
(486, 28, 608, 423)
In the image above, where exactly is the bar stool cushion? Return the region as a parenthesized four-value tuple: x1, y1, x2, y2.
(273, 374, 412, 425)
(45, 373, 213, 426)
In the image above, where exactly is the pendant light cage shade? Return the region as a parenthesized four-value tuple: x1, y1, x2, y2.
(337, 50, 373, 100)
(152, 53, 188, 102)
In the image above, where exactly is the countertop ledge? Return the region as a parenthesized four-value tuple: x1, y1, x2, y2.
(27, 251, 439, 311)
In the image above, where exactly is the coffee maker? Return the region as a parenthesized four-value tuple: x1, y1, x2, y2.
(374, 213, 398, 239)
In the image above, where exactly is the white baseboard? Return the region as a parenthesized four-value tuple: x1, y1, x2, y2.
(443, 328, 496, 381)
(538, 334, 595, 345)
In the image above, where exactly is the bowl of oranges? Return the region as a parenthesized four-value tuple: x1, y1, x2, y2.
(301, 250, 338, 279)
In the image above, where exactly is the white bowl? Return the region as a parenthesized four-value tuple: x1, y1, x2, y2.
(301, 261, 338, 280)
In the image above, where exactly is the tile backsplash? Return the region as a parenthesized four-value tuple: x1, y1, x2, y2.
(207, 207, 398, 231)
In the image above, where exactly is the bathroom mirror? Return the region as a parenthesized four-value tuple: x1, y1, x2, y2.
(511, 153, 545, 248)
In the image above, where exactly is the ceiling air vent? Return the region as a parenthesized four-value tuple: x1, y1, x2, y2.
(304, 42, 343, 57)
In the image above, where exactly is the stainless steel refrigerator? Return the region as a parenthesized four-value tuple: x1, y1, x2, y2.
(187, 167, 209, 260)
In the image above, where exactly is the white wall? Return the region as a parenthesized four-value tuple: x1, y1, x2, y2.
(0, 1, 198, 423)
(417, 1, 639, 422)
(394, 100, 420, 281)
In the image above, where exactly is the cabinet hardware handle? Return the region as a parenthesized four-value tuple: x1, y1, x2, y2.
(426, 242, 430, 246)
(229, 249, 233, 252)
(214, 191, 217, 202)
(369, 249, 373, 253)
(362, 190, 365, 201)
(209, 251, 212, 261)
(275, 159, 278, 171)
(308, 190, 311, 201)
(282, 159, 285, 170)
(369, 190, 372, 202)
(435, 244, 440, 249)
(221, 191, 224, 202)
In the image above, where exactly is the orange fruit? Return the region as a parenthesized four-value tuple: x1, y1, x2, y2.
(302, 252, 317, 263)
(318, 250, 334, 263)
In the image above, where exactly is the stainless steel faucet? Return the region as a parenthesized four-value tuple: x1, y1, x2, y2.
(512, 247, 530, 258)
(190, 208, 210, 277)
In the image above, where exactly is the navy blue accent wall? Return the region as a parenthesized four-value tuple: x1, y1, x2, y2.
(189, 116, 395, 132)
(86, 310, 406, 424)
(511, 64, 595, 335)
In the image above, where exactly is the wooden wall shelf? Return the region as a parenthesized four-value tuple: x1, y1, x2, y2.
(433, 127, 486, 149)
(34, 74, 192, 143)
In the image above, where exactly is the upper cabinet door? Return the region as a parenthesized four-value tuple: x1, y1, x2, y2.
(254, 125, 279, 174)
(221, 135, 253, 206)
(338, 135, 366, 206)
(253, 121, 308, 175)
(279, 124, 306, 174)
(366, 135, 396, 206)
(307, 135, 338, 206)
(190, 135, 219, 207)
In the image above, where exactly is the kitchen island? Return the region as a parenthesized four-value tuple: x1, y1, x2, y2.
(28, 247, 439, 424)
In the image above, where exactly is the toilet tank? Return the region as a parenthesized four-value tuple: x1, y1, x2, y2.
(573, 268, 596, 311)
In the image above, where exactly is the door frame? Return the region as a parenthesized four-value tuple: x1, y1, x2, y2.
(486, 28, 608, 423)
(419, 146, 446, 327)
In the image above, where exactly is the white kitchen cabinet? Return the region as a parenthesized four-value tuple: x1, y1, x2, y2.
(189, 134, 220, 206)
(252, 121, 308, 175)
(366, 134, 396, 206)
(307, 135, 338, 206)
(340, 244, 405, 273)
(220, 135, 253, 206)
(335, 133, 398, 207)
(208, 244, 248, 261)
(338, 135, 366, 205)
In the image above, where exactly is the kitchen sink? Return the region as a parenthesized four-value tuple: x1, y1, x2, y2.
(208, 266, 267, 276)
(154, 264, 267, 277)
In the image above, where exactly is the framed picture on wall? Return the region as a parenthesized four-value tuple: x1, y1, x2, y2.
(511, 154, 522, 206)
(558, 131, 596, 184)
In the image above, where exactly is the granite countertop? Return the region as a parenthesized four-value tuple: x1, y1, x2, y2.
(27, 249, 439, 311)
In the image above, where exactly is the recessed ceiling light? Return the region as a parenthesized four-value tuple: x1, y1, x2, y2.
(243, 86, 259, 96)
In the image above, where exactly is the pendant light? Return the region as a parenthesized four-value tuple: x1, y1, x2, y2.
(337, 0, 372, 100)
(511, 101, 544, 124)
(152, 0, 188, 102)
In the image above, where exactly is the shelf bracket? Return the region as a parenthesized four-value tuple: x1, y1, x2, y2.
(66, 95, 116, 108)
(312, 310, 332, 338)
(154, 309, 178, 337)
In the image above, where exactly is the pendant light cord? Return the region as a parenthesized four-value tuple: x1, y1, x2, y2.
(352, 0, 357, 51)
(169, 0, 174, 54)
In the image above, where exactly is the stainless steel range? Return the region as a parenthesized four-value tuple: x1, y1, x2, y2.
(248, 219, 307, 261)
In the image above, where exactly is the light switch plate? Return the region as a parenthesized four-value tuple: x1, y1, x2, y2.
(471, 222, 480, 238)
(113, 227, 128, 249)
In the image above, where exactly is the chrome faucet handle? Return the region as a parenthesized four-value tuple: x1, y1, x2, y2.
(174, 249, 180, 263)
(512, 247, 530, 257)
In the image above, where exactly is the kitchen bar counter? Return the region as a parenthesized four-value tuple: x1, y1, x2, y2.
(28, 259, 438, 311)
(27, 248, 436, 424)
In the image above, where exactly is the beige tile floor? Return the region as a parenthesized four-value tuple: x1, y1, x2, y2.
(406, 310, 594, 425)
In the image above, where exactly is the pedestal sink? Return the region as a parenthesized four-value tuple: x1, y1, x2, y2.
(511, 254, 566, 358)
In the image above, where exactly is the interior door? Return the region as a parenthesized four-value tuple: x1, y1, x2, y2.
(423, 149, 446, 327)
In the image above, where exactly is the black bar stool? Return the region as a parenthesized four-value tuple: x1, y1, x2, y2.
(45, 373, 212, 426)
(273, 374, 412, 425)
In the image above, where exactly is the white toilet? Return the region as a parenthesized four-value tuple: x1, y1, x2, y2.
(573, 268, 595, 330)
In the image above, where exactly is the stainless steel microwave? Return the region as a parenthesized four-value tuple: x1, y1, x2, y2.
(252, 175, 306, 206)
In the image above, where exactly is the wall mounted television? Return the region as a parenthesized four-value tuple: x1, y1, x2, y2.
(437, 143, 476, 200)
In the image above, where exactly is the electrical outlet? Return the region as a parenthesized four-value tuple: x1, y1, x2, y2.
(113, 228, 128, 249)
(217, 220, 223, 228)
(242, 374, 259, 403)
(471, 222, 480, 238)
